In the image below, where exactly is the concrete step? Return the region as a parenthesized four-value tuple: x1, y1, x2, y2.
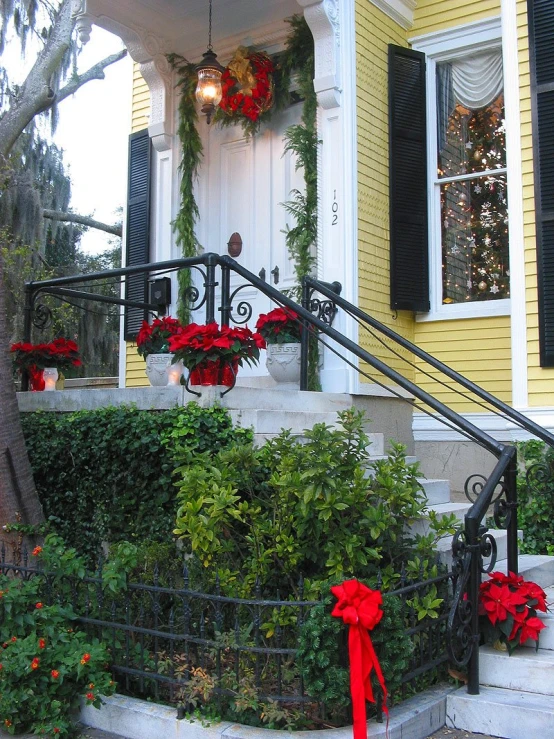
(447, 685, 554, 739)
(435, 529, 521, 568)
(419, 478, 451, 505)
(230, 409, 341, 435)
(409, 502, 471, 538)
(216, 386, 352, 413)
(493, 554, 554, 590)
(479, 645, 554, 695)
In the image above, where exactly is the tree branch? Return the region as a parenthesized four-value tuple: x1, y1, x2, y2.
(43, 210, 122, 237)
(56, 49, 127, 105)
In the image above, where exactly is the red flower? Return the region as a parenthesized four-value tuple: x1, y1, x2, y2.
(31, 658, 40, 669)
(512, 615, 547, 644)
(35, 602, 43, 609)
(38, 638, 46, 649)
(479, 582, 527, 626)
(51, 669, 60, 679)
(53, 729, 60, 734)
(32, 546, 42, 556)
(10, 637, 16, 643)
(82, 653, 91, 663)
(86, 692, 95, 701)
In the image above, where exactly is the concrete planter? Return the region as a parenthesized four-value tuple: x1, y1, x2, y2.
(145, 353, 175, 386)
(80, 687, 450, 739)
(266, 343, 301, 385)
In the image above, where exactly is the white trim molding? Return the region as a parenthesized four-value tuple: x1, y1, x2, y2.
(501, 0, 528, 409)
(414, 409, 554, 442)
(369, 0, 416, 30)
(77, 1, 174, 152)
(409, 16, 502, 56)
(297, 0, 341, 110)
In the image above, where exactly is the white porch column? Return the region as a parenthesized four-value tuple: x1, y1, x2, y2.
(298, 0, 358, 392)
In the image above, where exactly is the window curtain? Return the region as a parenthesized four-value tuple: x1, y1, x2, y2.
(437, 50, 503, 150)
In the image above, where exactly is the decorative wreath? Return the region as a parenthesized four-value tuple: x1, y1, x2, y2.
(219, 47, 275, 123)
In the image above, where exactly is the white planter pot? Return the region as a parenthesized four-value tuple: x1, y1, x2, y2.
(266, 342, 301, 385)
(145, 353, 174, 387)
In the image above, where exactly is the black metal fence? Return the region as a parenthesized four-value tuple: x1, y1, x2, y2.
(0, 546, 454, 726)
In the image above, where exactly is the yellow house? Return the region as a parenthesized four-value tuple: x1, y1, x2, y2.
(74, 0, 553, 473)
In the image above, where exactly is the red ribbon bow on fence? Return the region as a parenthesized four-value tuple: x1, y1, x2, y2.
(331, 579, 388, 739)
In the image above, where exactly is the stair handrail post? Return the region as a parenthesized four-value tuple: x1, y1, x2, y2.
(21, 283, 34, 392)
(220, 261, 231, 327)
(506, 452, 519, 575)
(300, 277, 310, 391)
(204, 253, 218, 324)
(466, 513, 481, 696)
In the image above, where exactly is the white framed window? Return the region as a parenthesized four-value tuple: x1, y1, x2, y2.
(411, 18, 511, 322)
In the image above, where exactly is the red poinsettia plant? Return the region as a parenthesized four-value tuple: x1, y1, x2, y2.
(255, 307, 302, 345)
(219, 49, 274, 123)
(479, 570, 549, 653)
(168, 322, 265, 371)
(136, 317, 183, 358)
(10, 339, 81, 372)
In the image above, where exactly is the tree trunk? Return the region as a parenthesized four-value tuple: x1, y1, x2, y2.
(0, 254, 45, 534)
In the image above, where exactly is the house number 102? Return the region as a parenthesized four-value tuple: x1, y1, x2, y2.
(332, 190, 338, 225)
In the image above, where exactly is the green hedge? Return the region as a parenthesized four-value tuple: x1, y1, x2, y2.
(21, 404, 252, 559)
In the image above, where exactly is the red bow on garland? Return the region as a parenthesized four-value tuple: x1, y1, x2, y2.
(331, 580, 388, 739)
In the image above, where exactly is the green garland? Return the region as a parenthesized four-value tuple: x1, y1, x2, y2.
(167, 54, 203, 324)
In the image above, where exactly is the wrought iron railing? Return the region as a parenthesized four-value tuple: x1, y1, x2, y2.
(21, 252, 554, 696)
(0, 547, 453, 723)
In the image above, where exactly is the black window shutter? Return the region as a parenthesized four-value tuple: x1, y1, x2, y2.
(528, 0, 554, 366)
(124, 129, 151, 340)
(389, 45, 430, 312)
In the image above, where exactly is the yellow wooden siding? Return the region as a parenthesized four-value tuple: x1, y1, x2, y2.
(412, 0, 501, 36)
(126, 343, 149, 387)
(355, 1, 416, 388)
(123, 66, 151, 387)
(517, 0, 554, 406)
(414, 316, 512, 411)
(407, 0, 511, 412)
(131, 64, 150, 133)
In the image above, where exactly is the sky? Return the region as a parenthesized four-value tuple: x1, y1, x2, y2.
(53, 27, 133, 254)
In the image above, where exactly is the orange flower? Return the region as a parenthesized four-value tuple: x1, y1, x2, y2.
(86, 692, 95, 701)
(32, 546, 42, 556)
(31, 658, 40, 670)
(35, 602, 43, 609)
(82, 653, 90, 663)
(89, 682, 95, 689)
(4, 719, 11, 727)
(51, 669, 60, 679)
(38, 638, 46, 649)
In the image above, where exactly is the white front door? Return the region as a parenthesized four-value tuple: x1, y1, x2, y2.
(195, 102, 305, 377)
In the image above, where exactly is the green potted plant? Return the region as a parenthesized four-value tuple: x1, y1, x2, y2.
(136, 317, 184, 386)
(255, 307, 302, 385)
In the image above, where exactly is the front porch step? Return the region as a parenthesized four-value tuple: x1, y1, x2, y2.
(419, 478, 451, 505)
(479, 645, 554, 695)
(213, 386, 352, 414)
(435, 529, 521, 568)
(409, 502, 471, 538)
(494, 554, 554, 590)
(446, 685, 554, 739)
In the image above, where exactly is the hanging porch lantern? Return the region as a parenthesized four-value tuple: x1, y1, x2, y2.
(195, 0, 224, 123)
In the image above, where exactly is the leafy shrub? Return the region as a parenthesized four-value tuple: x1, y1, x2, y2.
(21, 404, 252, 560)
(0, 544, 115, 736)
(173, 409, 456, 598)
(517, 440, 554, 555)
